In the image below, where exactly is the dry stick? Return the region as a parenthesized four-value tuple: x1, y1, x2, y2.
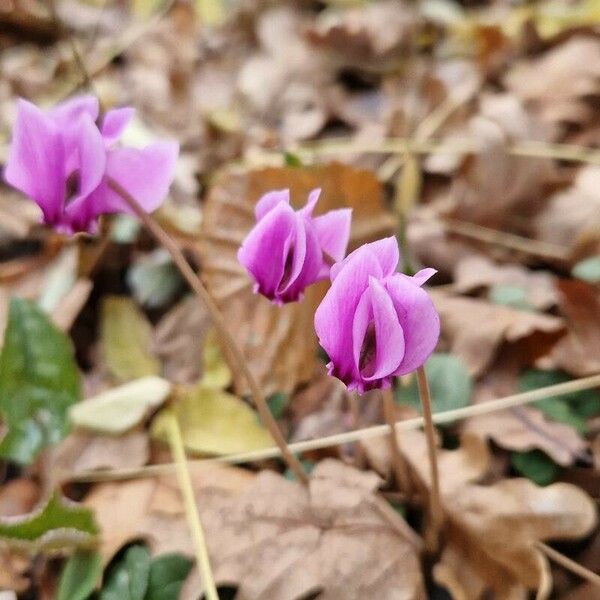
(65, 373, 600, 483)
(381, 388, 412, 494)
(107, 178, 308, 484)
(416, 366, 443, 544)
(165, 411, 219, 600)
(537, 542, 600, 588)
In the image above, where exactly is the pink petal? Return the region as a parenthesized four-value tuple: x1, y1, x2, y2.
(4, 99, 65, 225)
(312, 208, 352, 263)
(101, 107, 135, 145)
(300, 188, 321, 217)
(102, 141, 179, 213)
(255, 189, 290, 220)
(410, 268, 437, 287)
(353, 277, 405, 383)
(330, 236, 399, 281)
(386, 274, 440, 376)
(238, 201, 296, 299)
(314, 246, 383, 383)
(48, 95, 99, 128)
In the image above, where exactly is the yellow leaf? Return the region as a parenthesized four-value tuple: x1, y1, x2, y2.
(201, 329, 231, 390)
(100, 296, 160, 382)
(70, 376, 171, 435)
(151, 385, 272, 456)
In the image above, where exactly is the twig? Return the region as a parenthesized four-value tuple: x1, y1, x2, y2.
(381, 389, 412, 494)
(164, 411, 219, 600)
(537, 542, 600, 588)
(64, 373, 600, 483)
(416, 366, 443, 548)
(107, 178, 308, 484)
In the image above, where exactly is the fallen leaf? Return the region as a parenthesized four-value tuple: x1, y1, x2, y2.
(198, 163, 394, 396)
(453, 255, 558, 310)
(69, 376, 171, 435)
(0, 298, 81, 464)
(0, 480, 39, 518)
(151, 386, 272, 456)
(0, 492, 98, 554)
(56, 550, 102, 600)
(431, 290, 565, 376)
(54, 430, 149, 477)
(547, 280, 600, 376)
(100, 296, 160, 382)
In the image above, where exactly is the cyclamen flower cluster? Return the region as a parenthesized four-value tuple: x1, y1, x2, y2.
(4, 96, 178, 234)
(239, 192, 440, 393)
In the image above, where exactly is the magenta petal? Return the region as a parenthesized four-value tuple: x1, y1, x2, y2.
(4, 99, 65, 225)
(255, 189, 290, 220)
(103, 141, 179, 213)
(331, 236, 399, 281)
(300, 188, 321, 217)
(238, 201, 296, 299)
(313, 208, 352, 263)
(101, 107, 135, 145)
(48, 95, 99, 128)
(315, 247, 383, 384)
(386, 274, 440, 376)
(410, 268, 437, 287)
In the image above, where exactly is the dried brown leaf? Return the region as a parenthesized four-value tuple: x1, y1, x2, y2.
(431, 290, 565, 376)
(198, 163, 394, 395)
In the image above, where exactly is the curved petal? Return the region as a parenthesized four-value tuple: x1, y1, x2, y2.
(358, 277, 405, 382)
(101, 107, 135, 145)
(386, 274, 440, 376)
(300, 188, 321, 217)
(102, 141, 179, 213)
(48, 95, 99, 128)
(278, 214, 307, 293)
(314, 246, 383, 384)
(238, 201, 296, 300)
(4, 99, 65, 225)
(255, 189, 290, 220)
(312, 207, 352, 264)
(279, 215, 322, 302)
(410, 268, 437, 287)
(330, 236, 399, 281)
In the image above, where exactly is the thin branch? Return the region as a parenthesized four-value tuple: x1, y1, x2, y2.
(416, 365, 443, 548)
(537, 542, 600, 588)
(107, 178, 308, 484)
(165, 411, 219, 600)
(63, 374, 600, 484)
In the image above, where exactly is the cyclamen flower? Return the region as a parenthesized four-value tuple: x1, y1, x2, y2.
(4, 96, 178, 234)
(238, 188, 352, 304)
(314, 236, 440, 394)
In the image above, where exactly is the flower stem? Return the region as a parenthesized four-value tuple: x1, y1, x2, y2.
(416, 365, 443, 545)
(381, 388, 412, 495)
(108, 178, 308, 485)
(164, 410, 219, 600)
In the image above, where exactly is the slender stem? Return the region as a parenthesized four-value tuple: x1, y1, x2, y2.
(381, 388, 412, 494)
(537, 542, 600, 587)
(416, 365, 443, 540)
(164, 411, 219, 600)
(64, 373, 600, 483)
(107, 178, 308, 484)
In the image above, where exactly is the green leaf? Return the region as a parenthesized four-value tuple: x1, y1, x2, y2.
(519, 369, 600, 434)
(267, 392, 289, 420)
(488, 285, 533, 311)
(101, 545, 150, 600)
(572, 256, 600, 284)
(70, 376, 171, 435)
(0, 491, 98, 553)
(283, 151, 303, 167)
(395, 353, 472, 419)
(511, 450, 559, 486)
(57, 550, 102, 600)
(100, 296, 160, 382)
(0, 298, 81, 464)
(146, 553, 193, 600)
(127, 250, 183, 309)
(151, 385, 272, 455)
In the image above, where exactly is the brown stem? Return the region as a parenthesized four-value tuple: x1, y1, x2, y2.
(381, 388, 412, 495)
(108, 178, 308, 484)
(537, 542, 600, 587)
(416, 365, 443, 544)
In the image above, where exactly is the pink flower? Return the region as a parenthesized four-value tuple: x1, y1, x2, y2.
(314, 236, 440, 394)
(4, 96, 178, 234)
(237, 188, 352, 304)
